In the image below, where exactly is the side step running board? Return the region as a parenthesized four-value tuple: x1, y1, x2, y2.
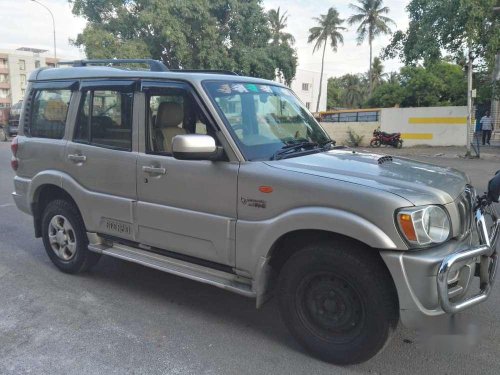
(88, 242, 255, 298)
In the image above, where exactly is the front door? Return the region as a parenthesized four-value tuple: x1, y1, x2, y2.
(136, 82, 238, 266)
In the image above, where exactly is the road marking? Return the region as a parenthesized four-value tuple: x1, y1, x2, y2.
(0, 203, 13, 208)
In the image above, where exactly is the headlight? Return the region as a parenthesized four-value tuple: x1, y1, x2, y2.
(397, 205, 451, 247)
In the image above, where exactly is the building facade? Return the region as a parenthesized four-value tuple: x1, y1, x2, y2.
(0, 48, 58, 108)
(287, 69, 328, 113)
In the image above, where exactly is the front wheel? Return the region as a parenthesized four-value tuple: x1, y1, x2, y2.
(370, 139, 381, 148)
(41, 199, 100, 274)
(395, 140, 403, 149)
(277, 241, 398, 365)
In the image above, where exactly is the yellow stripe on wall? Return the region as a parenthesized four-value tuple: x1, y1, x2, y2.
(401, 133, 434, 140)
(408, 117, 467, 124)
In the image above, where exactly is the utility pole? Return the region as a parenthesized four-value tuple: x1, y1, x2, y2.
(466, 48, 473, 156)
(31, 0, 57, 61)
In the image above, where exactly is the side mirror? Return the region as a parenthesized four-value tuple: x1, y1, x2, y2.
(487, 170, 500, 203)
(172, 134, 222, 161)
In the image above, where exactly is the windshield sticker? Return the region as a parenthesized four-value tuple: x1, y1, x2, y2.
(259, 85, 273, 93)
(231, 84, 249, 93)
(217, 84, 232, 94)
(245, 84, 260, 93)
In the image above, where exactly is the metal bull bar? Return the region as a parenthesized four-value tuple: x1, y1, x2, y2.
(437, 197, 499, 314)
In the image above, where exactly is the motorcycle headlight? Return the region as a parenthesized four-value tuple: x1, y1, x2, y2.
(397, 205, 451, 247)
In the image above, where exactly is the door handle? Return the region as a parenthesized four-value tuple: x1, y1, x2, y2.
(68, 154, 87, 163)
(142, 166, 167, 175)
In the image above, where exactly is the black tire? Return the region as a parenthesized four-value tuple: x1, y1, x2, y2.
(277, 240, 398, 365)
(41, 199, 100, 274)
(370, 139, 381, 148)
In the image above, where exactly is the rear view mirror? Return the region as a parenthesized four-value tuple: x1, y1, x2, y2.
(172, 134, 222, 161)
(487, 170, 500, 203)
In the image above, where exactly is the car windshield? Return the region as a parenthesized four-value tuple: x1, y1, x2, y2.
(204, 81, 331, 161)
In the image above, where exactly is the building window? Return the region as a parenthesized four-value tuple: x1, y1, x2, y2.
(21, 88, 26, 97)
(35, 60, 41, 68)
(305, 102, 311, 110)
(302, 83, 310, 91)
(0, 74, 8, 83)
(46, 63, 55, 68)
(0, 59, 7, 69)
(19, 60, 26, 70)
(20, 74, 26, 86)
(0, 89, 10, 99)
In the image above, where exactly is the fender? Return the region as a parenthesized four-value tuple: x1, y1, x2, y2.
(236, 206, 402, 279)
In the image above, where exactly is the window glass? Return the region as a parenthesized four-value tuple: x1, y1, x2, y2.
(146, 89, 210, 154)
(205, 82, 330, 161)
(19, 60, 26, 70)
(74, 90, 133, 151)
(30, 89, 71, 139)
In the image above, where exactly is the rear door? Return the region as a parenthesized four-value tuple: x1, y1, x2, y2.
(63, 80, 138, 240)
(135, 81, 239, 266)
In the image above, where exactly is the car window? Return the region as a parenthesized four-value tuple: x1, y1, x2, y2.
(74, 90, 133, 151)
(146, 88, 211, 155)
(29, 89, 71, 139)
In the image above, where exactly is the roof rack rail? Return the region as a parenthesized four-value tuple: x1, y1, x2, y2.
(169, 69, 239, 76)
(58, 59, 169, 72)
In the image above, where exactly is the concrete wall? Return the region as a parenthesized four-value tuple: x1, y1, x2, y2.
(381, 106, 467, 146)
(320, 122, 377, 147)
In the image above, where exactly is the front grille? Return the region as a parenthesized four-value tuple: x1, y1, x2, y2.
(457, 186, 475, 240)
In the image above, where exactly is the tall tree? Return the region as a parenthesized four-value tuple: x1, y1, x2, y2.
(268, 7, 295, 45)
(70, 0, 298, 83)
(370, 57, 387, 89)
(343, 74, 364, 108)
(308, 7, 345, 112)
(347, 0, 395, 96)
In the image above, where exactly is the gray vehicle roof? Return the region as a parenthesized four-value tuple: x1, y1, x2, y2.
(29, 66, 286, 87)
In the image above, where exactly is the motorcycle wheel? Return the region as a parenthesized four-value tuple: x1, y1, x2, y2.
(396, 140, 403, 149)
(370, 139, 381, 148)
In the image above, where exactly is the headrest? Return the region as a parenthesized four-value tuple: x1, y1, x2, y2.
(157, 102, 184, 128)
(43, 100, 68, 122)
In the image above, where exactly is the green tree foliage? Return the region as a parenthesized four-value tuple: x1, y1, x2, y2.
(370, 57, 387, 90)
(70, 0, 298, 84)
(268, 7, 295, 45)
(308, 7, 346, 112)
(329, 61, 468, 108)
(383, 0, 499, 68)
(347, 0, 395, 95)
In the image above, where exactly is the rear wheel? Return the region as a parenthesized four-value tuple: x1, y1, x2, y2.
(277, 241, 398, 365)
(41, 199, 100, 274)
(370, 139, 381, 148)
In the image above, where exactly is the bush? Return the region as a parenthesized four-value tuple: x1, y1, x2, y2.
(345, 128, 364, 147)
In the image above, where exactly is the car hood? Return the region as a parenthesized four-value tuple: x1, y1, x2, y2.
(264, 149, 469, 206)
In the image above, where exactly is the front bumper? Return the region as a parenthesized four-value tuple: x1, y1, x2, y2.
(381, 201, 499, 329)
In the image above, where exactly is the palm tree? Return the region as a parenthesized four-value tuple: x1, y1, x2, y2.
(268, 7, 295, 46)
(347, 0, 395, 96)
(343, 74, 364, 108)
(370, 57, 387, 89)
(308, 7, 345, 112)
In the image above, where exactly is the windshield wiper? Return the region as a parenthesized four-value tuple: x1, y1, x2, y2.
(271, 141, 320, 160)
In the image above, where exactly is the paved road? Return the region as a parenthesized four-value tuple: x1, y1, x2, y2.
(0, 140, 499, 375)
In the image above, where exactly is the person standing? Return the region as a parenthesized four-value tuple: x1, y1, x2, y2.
(480, 111, 493, 145)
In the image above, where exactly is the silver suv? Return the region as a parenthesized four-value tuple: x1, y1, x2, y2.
(11, 59, 500, 364)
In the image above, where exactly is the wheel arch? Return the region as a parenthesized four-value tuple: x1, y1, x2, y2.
(32, 184, 79, 238)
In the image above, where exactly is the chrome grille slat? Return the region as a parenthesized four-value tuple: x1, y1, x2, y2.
(457, 186, 475, 240)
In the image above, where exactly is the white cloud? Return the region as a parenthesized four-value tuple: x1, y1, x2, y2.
(0, 0, 409, 76)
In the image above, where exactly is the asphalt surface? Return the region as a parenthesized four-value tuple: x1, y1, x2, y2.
(1, 140, 500, 375)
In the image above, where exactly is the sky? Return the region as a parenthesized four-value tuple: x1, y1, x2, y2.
(0, 0, 409, 79)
